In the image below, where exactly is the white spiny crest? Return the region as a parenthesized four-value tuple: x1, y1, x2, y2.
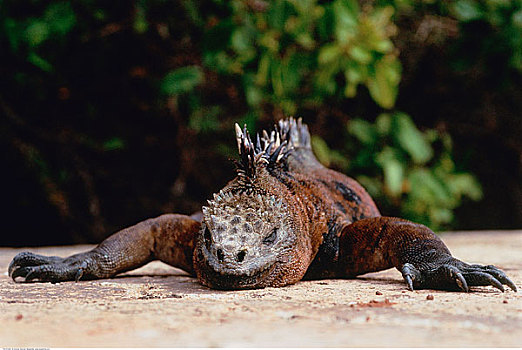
(277, 117, 311, 148)
(234, 117, 311, 183)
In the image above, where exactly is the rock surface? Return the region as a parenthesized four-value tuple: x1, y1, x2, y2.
(1, 231, 521, 347)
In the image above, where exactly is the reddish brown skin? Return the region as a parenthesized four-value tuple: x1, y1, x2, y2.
(8, 119, 517, 293)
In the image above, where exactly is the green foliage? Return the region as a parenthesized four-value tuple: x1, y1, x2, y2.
(5, 0, 517, 242)
(102, 138, 126, 152)
(202, 0, 401, 113)
(161, 66, 204, 96)
(3, 1, 76, 71)
(339, 113, 482, 230)
(389, 0, 522, 75)
(450, 0, 522, 72)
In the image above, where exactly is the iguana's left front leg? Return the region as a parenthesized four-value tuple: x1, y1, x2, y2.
(9, 214, 201, 283)
(337, 217, 517, 292)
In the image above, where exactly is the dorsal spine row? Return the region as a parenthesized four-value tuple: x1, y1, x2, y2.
(234, 117, 311, 182)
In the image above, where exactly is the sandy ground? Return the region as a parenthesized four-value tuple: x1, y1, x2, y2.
(0, 230, 521, 347)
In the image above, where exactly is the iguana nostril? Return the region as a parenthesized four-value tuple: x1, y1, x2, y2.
(216, 249, 224, 262)
(237, 250, 247, 262)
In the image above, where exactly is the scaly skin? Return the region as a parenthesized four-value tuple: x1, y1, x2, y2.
(9, 118, 517, 293)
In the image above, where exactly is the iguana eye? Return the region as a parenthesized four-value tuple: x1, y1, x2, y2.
(263, 228, 277, 245)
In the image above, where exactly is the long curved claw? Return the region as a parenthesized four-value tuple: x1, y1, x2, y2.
(24, 267, 43, 282)
(490, 278, 505, 292)
(504, 277, 517, 292)
(10, 266, 33, 281)
(485, 266, 518, 292)
(401, 263, 419, 291)
(405, 274, 414, 291)
(446, 265, 469, 292)
(12, 265, 51, 282)
(467, 271, 505, 292)
(454, 272, 469, 292)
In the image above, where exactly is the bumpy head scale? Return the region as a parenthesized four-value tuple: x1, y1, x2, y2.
(200, 189, 292, 276)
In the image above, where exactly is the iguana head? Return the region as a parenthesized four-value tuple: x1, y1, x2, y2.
(193, 119, 312, 289)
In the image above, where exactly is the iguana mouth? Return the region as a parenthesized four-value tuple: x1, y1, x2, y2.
(206, 263, 277, 290)
(196, 245, 278, 289)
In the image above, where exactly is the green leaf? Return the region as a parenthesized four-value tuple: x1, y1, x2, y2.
(347, 118, 377, 145)
(295, 32, 315, 49)
(182, 0, 204, 26)
(25, 21, 49, 47)
(259, 30, 280, 52)
(447, 173, 483, 201)
(333, 0, 359, 30)
(270, 59, 284, 97)
(376, 147, 404, 197)
(244, 83, 264, 107)
(343, 65, 364, 97)
(408, 169, 453, 205)
(268, 0, 292, 31)
(4, 18, 21, 51)
(161, 66, 204, 95)
(344, 82, 357, 97)
(349, 46, 372, 64)
(103, 138, 126, 151)
(314, 58, 340, 95)
(429, 207, 454, 226)
(189, 105, 221, 133)
(355, 175, 381, 198)
(203, 51, 235, 74)
(27, 52, 53, 72)
(256, 54, 271, 86)
(311, 135, 334, 166)
(318, 44, 342, 65)
(133, 6, 148, 33)
(280, 52, 306, 95)
(367, 57, 401, 109)
(372, 39, 393, 53)
(313, 135, 352, 170)
(231, 27, 254, 54)
(375, 113, 391, 135)
(513, 9, 522, 28)
(291, 0, 316, 15)
(452, 0, 484, 21)
(391, 113, 433, 164)
(344, 65, 363, 84)
(45, 2, 76, 36)
(333, 0, 359, 43)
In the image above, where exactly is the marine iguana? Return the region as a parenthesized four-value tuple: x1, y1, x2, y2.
(8, 118, 517, 292)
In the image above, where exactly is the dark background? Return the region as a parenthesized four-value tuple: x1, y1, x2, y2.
(1, 0, 521, 246)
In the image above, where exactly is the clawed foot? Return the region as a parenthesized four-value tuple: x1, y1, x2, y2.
(9, 251, 92, 283)
(401, 260, 517, 292)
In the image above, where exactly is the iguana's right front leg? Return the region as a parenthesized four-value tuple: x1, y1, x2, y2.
(337, 217, 517, 292)
(9, 214, 201, 283)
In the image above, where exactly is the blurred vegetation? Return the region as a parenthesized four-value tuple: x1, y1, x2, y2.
(314, 112, 482, 229)
(1, 0, 521, 245)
